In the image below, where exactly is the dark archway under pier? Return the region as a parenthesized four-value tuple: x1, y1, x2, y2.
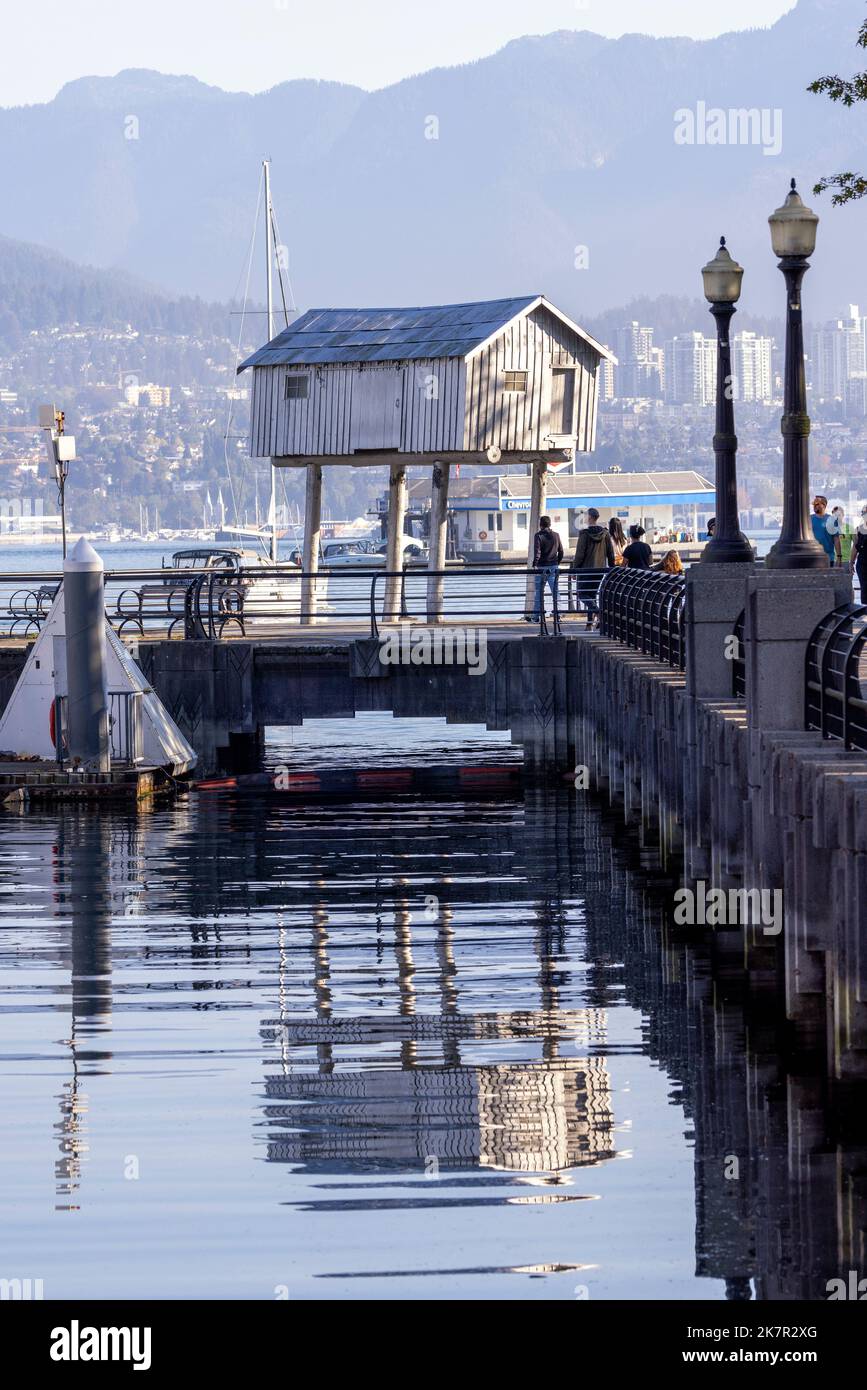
(134, 632, 578, 780)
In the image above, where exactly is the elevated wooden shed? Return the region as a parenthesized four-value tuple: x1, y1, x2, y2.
(237, 296, 615, 620)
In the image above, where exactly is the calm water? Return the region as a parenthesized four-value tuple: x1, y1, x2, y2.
(0, 537, 858, 1301)
(1, 714, 742, 1302)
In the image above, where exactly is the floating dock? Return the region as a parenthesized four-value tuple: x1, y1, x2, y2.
(0, 758, 176, 804)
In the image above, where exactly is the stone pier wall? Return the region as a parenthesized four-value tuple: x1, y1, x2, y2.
(565, 634, 867, 1091)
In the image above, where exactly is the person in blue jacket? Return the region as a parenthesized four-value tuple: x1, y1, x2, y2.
(811, 496, 837, 565)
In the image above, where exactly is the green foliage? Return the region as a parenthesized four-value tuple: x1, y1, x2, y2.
(809, 15, 867, 204)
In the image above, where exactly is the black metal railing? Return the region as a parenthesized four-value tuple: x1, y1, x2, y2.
(598, 567, 687, 669)
(52, 689, 144, 767)
(0, 581, 59, 637)
(0, 561, 614, 643)
(0, 562, 586, 642)
(805, 603, 867, 752)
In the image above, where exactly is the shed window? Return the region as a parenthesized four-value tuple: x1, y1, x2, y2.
(503, 370, 528, 393)
(285, 373, 310, 400)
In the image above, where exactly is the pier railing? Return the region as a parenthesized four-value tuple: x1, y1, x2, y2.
(805, 603, 867, 752)
(598, 567, 687, 669)
(52, 689, 144, 767)
(0, 563, 614, 641)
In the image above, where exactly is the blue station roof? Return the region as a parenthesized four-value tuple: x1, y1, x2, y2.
(406, 470, 715, 511)
(237, 296, 613, 370)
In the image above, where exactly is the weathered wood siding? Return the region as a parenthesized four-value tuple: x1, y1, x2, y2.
(463, 306, 600, 454)
(249, 366, 355, 458)
(248, 358, 466, 458)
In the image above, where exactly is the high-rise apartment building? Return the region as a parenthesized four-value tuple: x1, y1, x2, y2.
(810, 306, 867, 415)
(732, 331, 773, 403)
(664, 333, 716, 406)
(612, 321, 663, 398)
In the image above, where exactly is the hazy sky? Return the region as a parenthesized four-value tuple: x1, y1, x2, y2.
(2, 0, 796, 107)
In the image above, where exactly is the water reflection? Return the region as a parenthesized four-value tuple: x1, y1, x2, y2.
(1, 780, 864, 1298)
(51, 815, 115, 1208)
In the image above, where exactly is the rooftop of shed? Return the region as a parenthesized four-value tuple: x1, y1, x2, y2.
(237, 296, 613, 370)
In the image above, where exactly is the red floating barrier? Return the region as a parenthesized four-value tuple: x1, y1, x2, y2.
(356, 770, 414, 787)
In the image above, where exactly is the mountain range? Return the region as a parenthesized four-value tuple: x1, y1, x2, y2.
(0, 0, 865, 326)
(0, 234, 231, 346)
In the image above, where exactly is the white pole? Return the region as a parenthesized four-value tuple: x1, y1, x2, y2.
(264, 158, 278, 563)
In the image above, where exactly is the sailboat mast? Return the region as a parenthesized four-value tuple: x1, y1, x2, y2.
(264, 158, 278, 563)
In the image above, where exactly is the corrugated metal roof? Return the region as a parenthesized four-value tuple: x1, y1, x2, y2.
(238, 297, 544, 370)
(500, 470, 714, 499)
(406, 470, 715, 509)
(406, 470, 714, 501)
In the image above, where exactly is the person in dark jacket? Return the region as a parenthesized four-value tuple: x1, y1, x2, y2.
(622, 524, 653, 569)
(571, 508, 615, 628)
(528, 515, 564, 622)
(851, 506, 867, 602)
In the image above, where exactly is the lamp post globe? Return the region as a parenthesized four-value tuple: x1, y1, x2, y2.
(765, 180, 827, 569)
(700, 237, 754, 564)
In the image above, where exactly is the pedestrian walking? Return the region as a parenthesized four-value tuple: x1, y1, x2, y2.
(528, 515, 563, 623)
(570, 507, 615, 629)
(622, 524, 653, 570)
(825, 505, 845, 567)
(851, 506, 867, 603)
(608, 516, 626, 565)
(811, 495, 837, 565)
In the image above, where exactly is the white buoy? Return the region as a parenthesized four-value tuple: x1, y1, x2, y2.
(63, 538, 110, 772)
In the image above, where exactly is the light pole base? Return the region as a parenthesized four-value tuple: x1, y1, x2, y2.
(765, 538, 829, 570)
(700, 534, 755, 564)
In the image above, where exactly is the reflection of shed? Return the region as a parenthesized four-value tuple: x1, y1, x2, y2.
(238, 297, 614, 619)
(264, 1058, 615, 1173)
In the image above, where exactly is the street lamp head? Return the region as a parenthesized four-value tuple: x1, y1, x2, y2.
(701, 236, 744, 305)
(769, 178, 819, 259)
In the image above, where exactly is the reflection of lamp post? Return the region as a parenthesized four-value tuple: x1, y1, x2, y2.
(700, 238, 753, 563)
(765, 180, 827, 570)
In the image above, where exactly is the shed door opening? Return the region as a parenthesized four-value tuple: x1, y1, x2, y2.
(551, 368, 576, 434)
(351, 368, 404, 450)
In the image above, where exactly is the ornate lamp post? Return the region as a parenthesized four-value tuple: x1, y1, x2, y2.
(765, 179, 827, 569)
(700, 238, 754, 563)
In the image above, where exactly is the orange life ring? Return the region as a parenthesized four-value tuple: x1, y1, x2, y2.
(479, 530, 488, 541)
